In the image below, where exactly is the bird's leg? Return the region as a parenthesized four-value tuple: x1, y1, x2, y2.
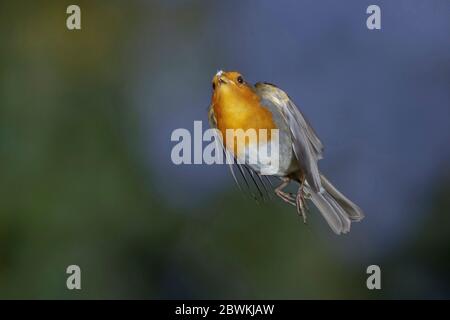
(296, 183, 309, 224)
(275, 177, 296, 206)
(302, 187, 310, 211)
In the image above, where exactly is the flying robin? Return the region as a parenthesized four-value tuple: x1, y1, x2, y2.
(208, 70, 364, 234)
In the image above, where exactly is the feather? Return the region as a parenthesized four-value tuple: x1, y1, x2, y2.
(254, 82, 323, 192)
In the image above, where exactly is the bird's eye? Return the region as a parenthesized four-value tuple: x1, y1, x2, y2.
(212, 82, 216, 90)
(237, 76, 243, 84)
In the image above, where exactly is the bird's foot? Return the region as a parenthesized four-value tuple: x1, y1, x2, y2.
(275, 190, 296, 206)
(296, 188, 309, 224)
(274, 177, 296, 206)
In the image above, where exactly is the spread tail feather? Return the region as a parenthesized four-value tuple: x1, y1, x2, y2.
(305, 174, 364, 234)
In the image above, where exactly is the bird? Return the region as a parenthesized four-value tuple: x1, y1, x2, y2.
(208, 70, 364, 234)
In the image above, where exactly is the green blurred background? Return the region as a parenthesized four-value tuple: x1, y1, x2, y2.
(1, 0, 449, 299)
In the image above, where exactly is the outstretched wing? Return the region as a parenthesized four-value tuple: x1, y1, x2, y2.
(208, 104, 273, 202)
(254, 82, 324, 192)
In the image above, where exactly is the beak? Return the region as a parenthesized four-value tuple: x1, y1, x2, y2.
(215, 70, 224, 77)
(215, 70, 228, 86)
(218, 76, 228, 85)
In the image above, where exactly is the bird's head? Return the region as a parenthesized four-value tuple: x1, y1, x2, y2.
(211, 70, 253, 101)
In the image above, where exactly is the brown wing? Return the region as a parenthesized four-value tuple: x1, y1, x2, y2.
(255, 82, 323, 192)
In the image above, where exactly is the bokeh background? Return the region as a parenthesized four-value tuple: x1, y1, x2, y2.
(0, 0, 449, 299)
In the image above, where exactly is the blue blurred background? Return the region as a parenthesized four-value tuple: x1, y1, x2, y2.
(0, 0, 449, 298)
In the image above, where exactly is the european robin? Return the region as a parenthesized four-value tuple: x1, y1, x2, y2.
(208, 70, 364, 234)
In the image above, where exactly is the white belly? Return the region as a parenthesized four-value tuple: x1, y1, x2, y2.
(235, 131, 298, 176)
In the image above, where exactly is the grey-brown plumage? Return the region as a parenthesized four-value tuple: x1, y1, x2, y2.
(251, 82, 364, 234)
(255, 82, 323, 192)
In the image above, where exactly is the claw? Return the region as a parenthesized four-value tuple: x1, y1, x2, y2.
(275, 190, 296, 206)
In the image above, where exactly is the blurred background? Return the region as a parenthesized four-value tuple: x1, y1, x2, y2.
(0, 0, 449, 299)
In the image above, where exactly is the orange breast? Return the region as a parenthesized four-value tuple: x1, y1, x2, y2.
(212, 87, 276, 157)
